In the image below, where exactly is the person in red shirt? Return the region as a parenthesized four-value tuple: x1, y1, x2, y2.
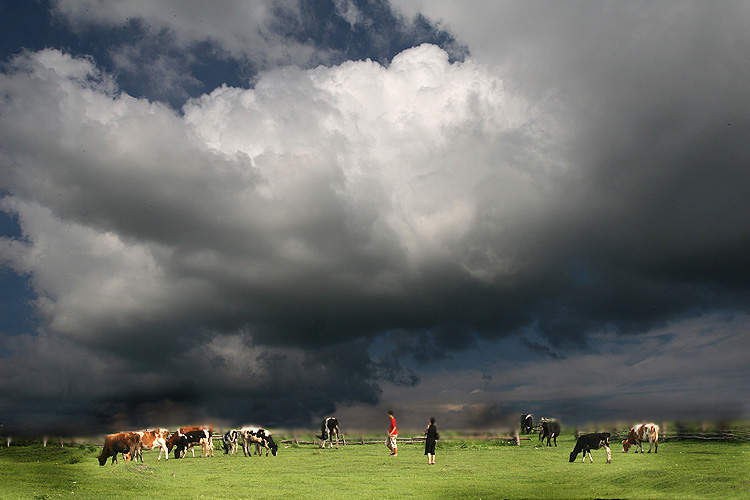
(387, 410, 398, 456)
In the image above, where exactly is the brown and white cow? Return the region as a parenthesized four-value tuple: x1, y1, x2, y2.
(130, 428, 170, 462)
(98, 432, 142, 466)
(622, 423, 659, 453)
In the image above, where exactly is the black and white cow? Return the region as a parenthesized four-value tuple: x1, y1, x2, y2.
(539, 418, 561, 447)
(241, 427, 278, 457)
(166, 426, 214, 455)
(569, 432, 612, 464)
(520, 414, 534, 434)
(174, 429, 212, 459)
(318, 417, 341, 449)
(223, 429, 239, 455)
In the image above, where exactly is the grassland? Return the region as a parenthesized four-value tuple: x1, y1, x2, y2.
(1, 434, 748, 500)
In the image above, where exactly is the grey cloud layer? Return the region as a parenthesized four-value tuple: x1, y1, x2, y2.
(1, 45, 559, 353)
(346, 314, 749, 431)
(0, 44, 556, 431)
(2, 1, 749, 432)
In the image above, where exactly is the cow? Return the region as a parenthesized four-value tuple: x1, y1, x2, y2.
(97, 432, 142, 466)
(569, 432, 612, 464)
(223, 429, 239, 455)
(539, 418, 561, 447)
(241, 426, 278, 457)
(622, 422, 659, 453)
(173, 429, 214, 459)
(167, 426, 215, 455)
(318, 417, 341, 449)
(520, 414, 534, 434)
(128, 428, 170, 462)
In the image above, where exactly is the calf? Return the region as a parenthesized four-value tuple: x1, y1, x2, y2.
(622, 422, 659, 453)
(318, 417, 341, 449)
(520, 414, 534, 434)
(98, 432, 142, 466)
(223, 429, 239, 455)
(241, 426, 278, 457)
(539, 419, 561, 447)
(569, 432, 612, 464)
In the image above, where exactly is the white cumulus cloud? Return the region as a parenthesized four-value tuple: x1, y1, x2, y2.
(1, 44, 560, 354)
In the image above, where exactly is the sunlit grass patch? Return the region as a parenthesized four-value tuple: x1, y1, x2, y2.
(0, 436, 747, 499)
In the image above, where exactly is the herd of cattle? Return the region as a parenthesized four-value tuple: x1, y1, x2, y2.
(97, 425, 278, 466)
(97, 418, 344, 466)
(98, 415, 658, 466)
(520, 414, 660, 464)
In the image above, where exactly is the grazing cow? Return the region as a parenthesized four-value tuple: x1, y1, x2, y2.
(167, 426, 215, 454)
(223, 429, 239, 455)
(520, 414, 534, 434)
(318, 417, 341, 449)
(98, 432, 142, 466)
(539, 419, 561, 447)
(569, 432, 612, 464)
(622, 423, 659, 453)
(241, 427, 278, 457)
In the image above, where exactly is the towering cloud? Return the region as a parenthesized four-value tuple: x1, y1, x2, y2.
(0, 43, 560, 431)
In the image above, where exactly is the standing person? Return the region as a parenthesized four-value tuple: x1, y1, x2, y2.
(387, 410, 398, 456)
(424, 417, 439, 465)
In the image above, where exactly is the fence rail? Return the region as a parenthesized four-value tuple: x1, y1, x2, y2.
(283, 434, 533, 446)
(284, 429, 750, 446)
(610, 430, 750, 442)
(4, 426, 749, 448)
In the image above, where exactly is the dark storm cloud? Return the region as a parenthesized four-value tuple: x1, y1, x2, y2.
(0, 330, 387, 434)
(520, 338, 564, 360)
(1, 1, 749, 434)
(371, 351, 421, 386)
(421, 0, 750, 348)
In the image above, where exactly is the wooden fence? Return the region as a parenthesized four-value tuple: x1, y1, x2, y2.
(283, 427, 750, 447)
(4, 425, 749, 448)
(281, 433, 526, 446)
(606, 429, 750, 442)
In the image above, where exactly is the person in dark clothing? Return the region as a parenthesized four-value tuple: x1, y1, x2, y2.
(424, 417, 439, 465)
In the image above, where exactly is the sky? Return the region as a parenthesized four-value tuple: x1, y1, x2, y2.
(0, 0, 748, 437)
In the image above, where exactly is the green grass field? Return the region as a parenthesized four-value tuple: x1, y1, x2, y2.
(1, 435, 748, 500)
